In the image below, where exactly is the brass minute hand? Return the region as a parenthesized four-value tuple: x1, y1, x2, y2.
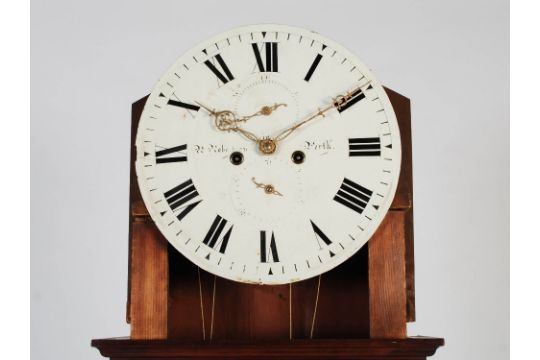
(273, 80, 372, 143)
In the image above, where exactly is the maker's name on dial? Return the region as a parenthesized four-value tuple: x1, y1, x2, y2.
(191, 140, 334, 155)
(193, 144, 248, 154)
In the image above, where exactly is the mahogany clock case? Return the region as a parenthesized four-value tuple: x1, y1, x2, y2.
(128, 86, 413, 340)
(91, 86, 444, 359)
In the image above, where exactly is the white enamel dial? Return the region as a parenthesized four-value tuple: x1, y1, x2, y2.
(136, 24, 401, 285)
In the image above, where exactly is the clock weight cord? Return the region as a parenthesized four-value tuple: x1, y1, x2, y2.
(197, 269, 321, 341)
(289, 283, 292, 339)
(197, 267, 206, 340)
(310, 275, 322, 339)
(289, 274, 322, 340)
(197, 267, 217, 341)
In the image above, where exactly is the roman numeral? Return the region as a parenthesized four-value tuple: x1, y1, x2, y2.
(310, 220, 332, 249)
(252, 42, 278, 72)
(163, 179, 202, 222)
(333, 178, 373, 215)
(336, 87, 365, 113)
(160, 93, 200, 112)
(260, 231, 279, 263)
(155, 144, 187, 163)
(202, 215, 233, 254)
(204, 54, 234, 84)
(348, 137, 381, 157)
(166, 99, 200, 112)
(304, 54, 323, 81)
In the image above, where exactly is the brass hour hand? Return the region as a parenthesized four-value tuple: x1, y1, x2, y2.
(195, 101, 218, 116)
(195, 101, 261, 143)
(251, 177, 283, 197)
(195, 101, 237, 130)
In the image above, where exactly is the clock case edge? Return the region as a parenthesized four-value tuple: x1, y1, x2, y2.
(92, 336, 444, 360)
(125, 87, 416, 340)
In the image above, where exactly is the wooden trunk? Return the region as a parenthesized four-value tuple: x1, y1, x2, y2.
(92, 87, 444, 359)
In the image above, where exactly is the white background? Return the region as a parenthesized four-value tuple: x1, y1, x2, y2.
(30, 1, 509, 359)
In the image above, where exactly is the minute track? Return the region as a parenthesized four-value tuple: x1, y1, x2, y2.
(135, 24, 402, 285)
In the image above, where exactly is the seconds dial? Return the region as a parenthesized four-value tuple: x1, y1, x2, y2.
(136, 24, 401, 284)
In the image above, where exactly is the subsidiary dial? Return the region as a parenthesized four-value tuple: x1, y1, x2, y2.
(231, 156, 304, 226)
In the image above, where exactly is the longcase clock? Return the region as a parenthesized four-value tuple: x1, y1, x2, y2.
(92, 24, 444, 360)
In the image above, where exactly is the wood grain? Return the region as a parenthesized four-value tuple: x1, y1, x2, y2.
(404, 208, 416, 321)
(167, 244, 209, 340)
(169, 243, 369, 341)
(368, 211, 407, 338)
(126, 96, 148, 326)
(386, 87, 412, 211)
(304, 246, 369, 339)
(129, 96, 150, 218)
(213, 281, 291, 340)
(385, 87, 416, 322)
(129, 220, 169, 339)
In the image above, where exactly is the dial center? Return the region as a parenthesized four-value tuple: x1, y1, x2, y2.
(258, 138, 277, 154)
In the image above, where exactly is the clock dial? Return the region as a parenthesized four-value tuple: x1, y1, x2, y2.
(136, 24, 401, 284)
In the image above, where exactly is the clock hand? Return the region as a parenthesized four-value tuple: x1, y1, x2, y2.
(195, 101, 240, 131)
(251, 177, 283, 197)
(273, 104, 333, 143)
(218, 104, 287, 146)
(225, 103, 287, 132)
(195, 102, 287, 127)
(194, 101, 217, 116)
(273, 80, 372, 143)
(195, 101, 262, 143)
(247, 103, 288, 118)
(196, 102, 288, 146)
(231, 103, 287, 151)
(255, 81, 372, 155)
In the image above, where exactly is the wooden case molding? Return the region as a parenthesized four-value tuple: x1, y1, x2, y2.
(92, 337, 444, 360)
(91, 87, 444, 359)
